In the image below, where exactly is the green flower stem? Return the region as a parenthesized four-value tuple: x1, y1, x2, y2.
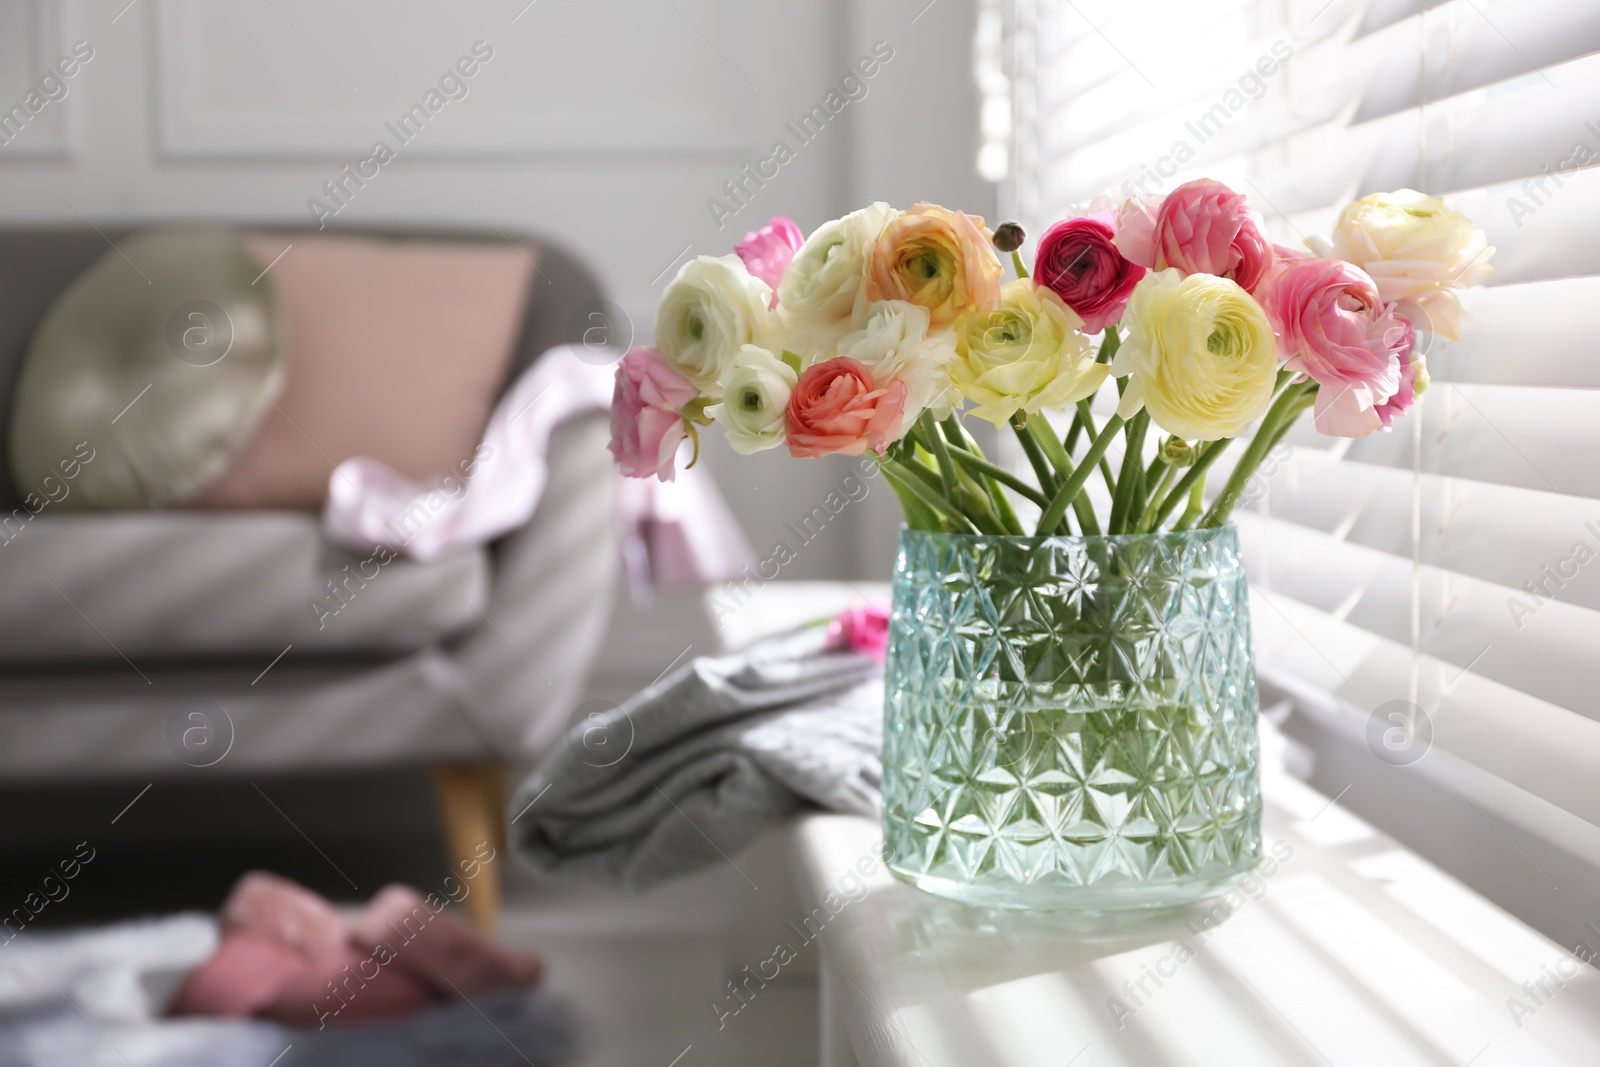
(1026, 415, 1100, 536)
(940, 415, 976, 455)
(1063, 404, 1086, 453)
(880, 457, 979, 534)
(1173, 473, 1208, 532)
(1108, 409, 1149, 534)
(1074, 400, 1119, 498)
(883, 469, 944, 532)
(1131, 450, 1160, 528)
(939, 415, 1022, 532)
(985, 473, 1026, 534)
(1009, 414, 1059, 500)
(952, 465, 1007, 535)
(944, 446, 1047, 508)
(1011, 250, 1030, 280)
(1198, 381, 1314, 529)
(1038, 414, 1125, 535)
(1144, 437, 1231, 531)
(1137, 462, 1179, 533)
(918, 410, 959, 502)
(1096, 328, 1121, 365)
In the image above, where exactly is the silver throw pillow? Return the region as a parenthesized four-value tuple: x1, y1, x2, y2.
(8, 226, 283, 509)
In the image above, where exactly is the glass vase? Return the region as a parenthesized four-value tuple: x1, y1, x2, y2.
(881, 525, 1262, 911)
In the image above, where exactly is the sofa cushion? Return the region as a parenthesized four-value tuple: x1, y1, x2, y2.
(188, 233, 534, 509)
(0, 512, 490, 662)
(6, 226, 283, 510)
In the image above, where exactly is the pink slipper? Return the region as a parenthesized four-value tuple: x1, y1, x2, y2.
(220, 870, 350, 960)
(169, 929, 310, 1018)
(258, 942, 443, 1029)
(349, 884, 543, 996)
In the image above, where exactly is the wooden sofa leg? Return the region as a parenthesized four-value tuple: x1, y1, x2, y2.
(430, 762, 507, 934)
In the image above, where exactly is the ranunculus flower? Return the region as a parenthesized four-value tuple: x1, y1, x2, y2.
(609, 346, 697, 481)
(1115, 179, 1274, 295)
(827, 602, 890, 664)
(1308, 189, 1493, 342)
(950, 279, 1105, 427)
(1262, 257, 1408, 439)
(778, 202, 900, 359)
(1114, 269, 1279, 441)
(1373, 316, 1424, 431)
(706, 345, 796, 454)
(735, 217, 804, 305)
(837, 300, 959, 427)
(655, 254, 776, 398)
(1034, 213, 1146, 332)
(868, 203, 1003, 329)
(786, 357, 907, 458)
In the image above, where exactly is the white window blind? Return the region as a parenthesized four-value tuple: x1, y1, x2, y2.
(1005, 0, 1600, 831)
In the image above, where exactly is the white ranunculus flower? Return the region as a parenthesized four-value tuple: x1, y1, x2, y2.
(777, 202, 901, 361)
(656, 255, 776, 398)
(838, 300, 959, 429)
(1307, 189, 1493, 342)
(706, 345, 796, 454)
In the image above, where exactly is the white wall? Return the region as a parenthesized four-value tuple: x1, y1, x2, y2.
(0, 0, 993, 581)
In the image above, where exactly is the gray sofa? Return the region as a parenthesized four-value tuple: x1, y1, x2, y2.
(0, 227, 621, 925)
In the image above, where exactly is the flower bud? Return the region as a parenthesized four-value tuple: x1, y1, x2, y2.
(992, 222, 1025, 254)
(1158, 435, 1196, 466)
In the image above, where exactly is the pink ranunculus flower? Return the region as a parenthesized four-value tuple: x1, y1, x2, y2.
(1263, 258, 1409, 439)
(1112, 194, 1161, 267)
(608, 346, 698, 481)
(827, 602, 890, 664)
(1116, 179, 1274, 294)
(1033, 213, 1147, 333)
(1373, 316, 1425, 431)
(785, 357, 907, 459)
(735, 217, 804, 307)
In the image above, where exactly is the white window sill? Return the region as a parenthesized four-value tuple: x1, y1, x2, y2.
(784, 768, 1600, 1066)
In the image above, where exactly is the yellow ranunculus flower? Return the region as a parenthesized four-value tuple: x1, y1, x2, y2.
(1308, 188, 1492, 342)
(868, 203, 1002, 329)
(950, 279, 1105, 426)
(1113, 269, 1277, 441)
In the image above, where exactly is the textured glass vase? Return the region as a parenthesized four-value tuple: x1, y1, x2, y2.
(881, 526, 1261, 911)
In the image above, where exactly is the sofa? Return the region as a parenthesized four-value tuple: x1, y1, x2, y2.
(0, 226, 621, 927)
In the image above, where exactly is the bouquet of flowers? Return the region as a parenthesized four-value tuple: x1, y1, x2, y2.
(608, 180, 1492, 536)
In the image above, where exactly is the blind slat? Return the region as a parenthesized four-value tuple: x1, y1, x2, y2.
(1240, 450, 1600, 613)
(1355, 0, 1600, 122)
(1240, 515, 1600, 724)
(1362, 52, 1600, 196)
(1440, 279, 1600, 388)
(1273, 383, 1598, 501)
(1252, 589, 1600, 830)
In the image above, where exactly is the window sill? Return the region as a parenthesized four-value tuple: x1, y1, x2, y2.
(786, 769, 1600, 1066)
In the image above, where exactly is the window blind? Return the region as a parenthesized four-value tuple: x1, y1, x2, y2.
(1005, 0, 1600, 830)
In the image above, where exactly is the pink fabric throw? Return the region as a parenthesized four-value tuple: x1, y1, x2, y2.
(323, 345, 754, 592)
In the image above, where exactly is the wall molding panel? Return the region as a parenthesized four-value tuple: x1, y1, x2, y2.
(153, 0, 755, 159)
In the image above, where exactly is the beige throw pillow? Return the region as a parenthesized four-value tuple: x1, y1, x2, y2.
(189, 233, 534, 509)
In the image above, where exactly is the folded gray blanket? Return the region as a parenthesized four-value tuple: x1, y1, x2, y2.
(511, 625, 883, 889)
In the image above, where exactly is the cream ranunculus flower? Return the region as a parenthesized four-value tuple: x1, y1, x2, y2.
(706, 344, 796, 454)
(777, 202, 901, 361)
(836, 300, 959, 429)
(950, 279, 1105, 426)
(1308, 188, 1493, 342)
(656, 254, 776, 398)
(1113, 269, 1278, 441)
